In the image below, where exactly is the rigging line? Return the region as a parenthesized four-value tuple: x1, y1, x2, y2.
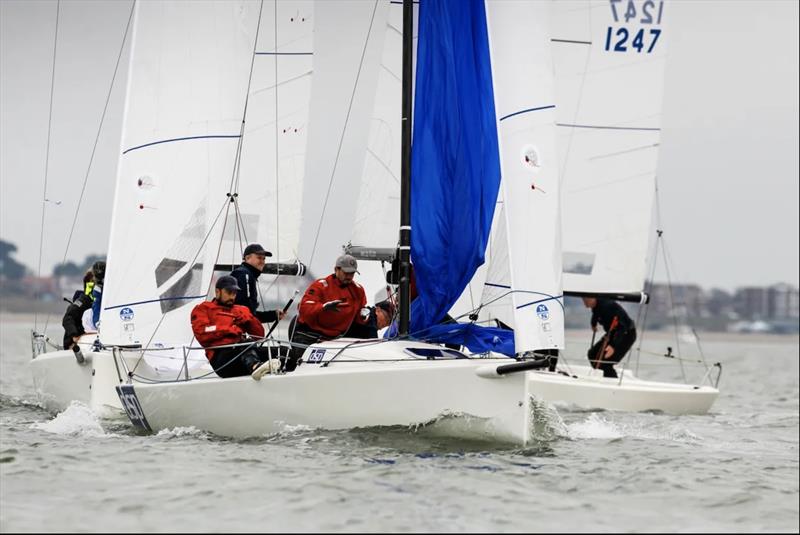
(35, 0, 60, 333)
(232, 193, 269, 312)
(661, 234, 708, 370)
(660, 234, 687, 383)
(635, 236, 660, 376)
(635, 179, 664, 375)
(43, 0, 136, 334)
(274, 0, 280, 267)
(227, 0, 266, 195)
(306, 0, 380, 271)
(129, 197, 231, 373)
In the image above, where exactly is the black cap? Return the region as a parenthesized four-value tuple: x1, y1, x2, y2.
(243, 243, 272, 258)
(215, 275, 241, 291)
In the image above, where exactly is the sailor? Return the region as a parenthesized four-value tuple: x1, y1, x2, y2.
(582, 297, 637, 378)
(61, 270, 95, 354)
(89, 260, 106, 330)
(190, 275, 272, 379)
(287, 254, 371, 369)
(229, 243, 286, 324)
(347, 298, 397, 339)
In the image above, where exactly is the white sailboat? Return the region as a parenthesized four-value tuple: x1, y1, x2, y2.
(465, 0, 719, 414)
(32, 0, 567, 444)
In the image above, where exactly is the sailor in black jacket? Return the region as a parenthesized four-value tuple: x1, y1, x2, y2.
(229, 243, 286, 324)
(582, 297, 637, 378)
(62, 272, 95, 350)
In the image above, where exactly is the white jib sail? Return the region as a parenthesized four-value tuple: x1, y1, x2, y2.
(100, 1, 262, 347)
(554, 0, 669, 295)
(482, 0, 565, 352)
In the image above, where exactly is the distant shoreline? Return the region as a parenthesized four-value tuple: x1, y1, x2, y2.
(2, 310, 796, 345)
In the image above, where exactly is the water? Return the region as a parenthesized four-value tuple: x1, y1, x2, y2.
(1, 313, 798, 532)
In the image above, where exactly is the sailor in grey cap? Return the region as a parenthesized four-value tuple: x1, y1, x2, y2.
(283, 253, 370, 371)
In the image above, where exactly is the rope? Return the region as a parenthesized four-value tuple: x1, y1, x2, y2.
(274, 0, 280, 264)
(35, 0, 61, 333)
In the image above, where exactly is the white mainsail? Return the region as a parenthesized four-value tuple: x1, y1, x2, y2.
(554, 0, 668, 296)
(296, 0, 390, 279)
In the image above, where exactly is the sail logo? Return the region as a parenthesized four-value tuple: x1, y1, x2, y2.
(119, 307, 135, 321)
(536, 304, 550, 321)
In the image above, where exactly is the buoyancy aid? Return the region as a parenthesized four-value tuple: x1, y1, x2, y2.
(297, 273, 368, 338)
(190, 300, 265, 360)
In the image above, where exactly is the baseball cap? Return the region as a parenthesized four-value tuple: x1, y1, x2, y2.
(335, 254, 359, 274)
(215, 275, 241, 291)
(243, 243, 272, 258)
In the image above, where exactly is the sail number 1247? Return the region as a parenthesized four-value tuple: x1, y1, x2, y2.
(605, 0, 664, 54)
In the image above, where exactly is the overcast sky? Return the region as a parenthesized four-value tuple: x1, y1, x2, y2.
(1, 0, 798, 292)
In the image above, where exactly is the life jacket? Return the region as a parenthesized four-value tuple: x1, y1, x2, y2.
(190, 299, 265, 360)
(297, 273, 368, 338)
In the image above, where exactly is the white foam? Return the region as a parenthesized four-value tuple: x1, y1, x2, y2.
(563, 414, 702, 443)
(30, 401, 113, 438)
(566, 413, 625, 440)
(155, 426, 207, 439)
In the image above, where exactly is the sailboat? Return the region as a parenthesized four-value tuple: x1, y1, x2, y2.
(31, 0, 569, 444)
(447, 0, 719, 414)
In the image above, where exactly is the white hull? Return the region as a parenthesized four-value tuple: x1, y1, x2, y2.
(30, 338, 211, 416)
(129, 340, 534, 444)
(30, 349, 130, 415)
(525, 365, 718, 415)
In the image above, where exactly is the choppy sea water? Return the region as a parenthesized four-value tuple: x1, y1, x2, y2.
(1, 313, 798, 533)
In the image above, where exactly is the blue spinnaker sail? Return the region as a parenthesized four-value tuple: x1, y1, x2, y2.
(409, 0, 502, 349)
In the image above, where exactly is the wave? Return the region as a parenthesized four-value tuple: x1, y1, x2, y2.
(29, 401, 119, 438)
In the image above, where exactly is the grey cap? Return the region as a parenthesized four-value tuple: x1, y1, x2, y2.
(215, 275, 241, 291)
(335, 254, 359, 274)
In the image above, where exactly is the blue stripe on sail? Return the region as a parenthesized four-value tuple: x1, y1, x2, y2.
(516, 294, 564, 311)
(104, 295, 206, 310)
(410, 0, 501, 335)
(122, 134, 241, 155)
(499, 105, 556, 122)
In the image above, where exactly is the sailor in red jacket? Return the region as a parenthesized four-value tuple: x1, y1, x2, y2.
(286, 255, 373, 369)
(191, 275, 267, 378)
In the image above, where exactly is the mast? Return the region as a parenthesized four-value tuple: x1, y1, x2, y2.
(398, 0, 413, 336)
